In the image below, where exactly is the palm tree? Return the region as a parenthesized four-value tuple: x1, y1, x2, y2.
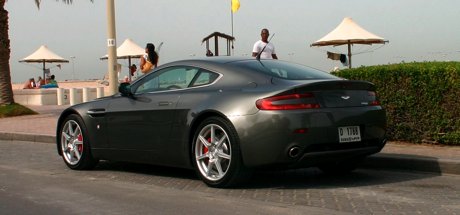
(0, 0, 14, 105)
(0, 0, 91, 105)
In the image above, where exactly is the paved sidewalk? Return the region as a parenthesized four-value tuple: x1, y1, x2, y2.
(0, 105, 459, 175)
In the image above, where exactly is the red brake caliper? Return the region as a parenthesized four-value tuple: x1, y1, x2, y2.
(203, 137, 210, 153)
(203, 137, 211, 164)
(77, 134, 83, 152)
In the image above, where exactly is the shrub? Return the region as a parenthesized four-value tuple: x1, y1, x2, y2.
(333, 62, 460, 145)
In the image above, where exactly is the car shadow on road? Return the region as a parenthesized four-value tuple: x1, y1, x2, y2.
(87, 154, 444, 190)
(242, 168, 438, 190)
(240, 153, 445, 189)
(94, 161, 198, 181)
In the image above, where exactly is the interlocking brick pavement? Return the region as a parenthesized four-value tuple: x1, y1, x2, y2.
(0, 105, 459, 175)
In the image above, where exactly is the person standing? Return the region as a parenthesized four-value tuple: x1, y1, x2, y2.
(252, 28, 278, 60)
(140, 43, 159, 74)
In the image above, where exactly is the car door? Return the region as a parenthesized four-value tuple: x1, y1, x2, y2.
(105, 66, 199, 161)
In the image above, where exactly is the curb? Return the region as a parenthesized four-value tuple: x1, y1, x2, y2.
(0, 132, 55, 144)
(363, 153, 460, 175)
(1, 132, 458, 175)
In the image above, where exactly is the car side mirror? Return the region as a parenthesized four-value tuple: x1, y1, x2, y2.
(118, 82, 133, 97)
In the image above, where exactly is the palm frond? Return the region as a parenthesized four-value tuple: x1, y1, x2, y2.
(35, 0, 41, 9)
(35, 0, 94, 10)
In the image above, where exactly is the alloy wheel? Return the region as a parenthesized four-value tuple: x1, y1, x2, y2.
(194, 123, 232, 181)
(61, 120, 84, 165)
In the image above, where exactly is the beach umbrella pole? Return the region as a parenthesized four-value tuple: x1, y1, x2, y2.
(347, 42, 352, 69)
(42, 60, 47, 84)
(128, 57, 132, 82)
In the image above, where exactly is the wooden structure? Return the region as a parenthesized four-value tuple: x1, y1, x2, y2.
(202, 32, 235, 56)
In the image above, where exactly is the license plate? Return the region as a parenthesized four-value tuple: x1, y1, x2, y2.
(338, 126, 361, 143)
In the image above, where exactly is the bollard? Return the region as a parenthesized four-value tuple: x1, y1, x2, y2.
(69, 88, 77, 105)
(57, 88, 65, 105)
(96, 87, 104, 98)
(82, 87, 89, 102)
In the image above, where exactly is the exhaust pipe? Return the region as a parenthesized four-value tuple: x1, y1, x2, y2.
(288, 146, 301, 158)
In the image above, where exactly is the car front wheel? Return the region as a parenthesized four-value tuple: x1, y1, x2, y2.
(59, 114, 98, 170)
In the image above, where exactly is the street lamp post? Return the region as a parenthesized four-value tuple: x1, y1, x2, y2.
(70, 56, 76, 80)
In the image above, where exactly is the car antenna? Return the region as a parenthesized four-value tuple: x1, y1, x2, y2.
(256, 33, 275, 61)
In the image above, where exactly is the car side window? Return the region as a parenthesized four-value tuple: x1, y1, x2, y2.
(133, 67, 199, 94)
(234, 61, 337, 80)
(190, 70, 219, 87)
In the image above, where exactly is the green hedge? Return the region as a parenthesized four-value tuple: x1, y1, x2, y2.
(332, 62, 460, 145)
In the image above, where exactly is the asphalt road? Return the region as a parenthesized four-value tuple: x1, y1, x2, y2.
(1, 140, 459, 215)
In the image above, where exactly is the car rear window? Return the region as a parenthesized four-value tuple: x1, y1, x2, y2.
(232, 60, 338, 80)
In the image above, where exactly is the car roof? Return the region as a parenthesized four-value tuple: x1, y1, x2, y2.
(159, 57, 258, 67)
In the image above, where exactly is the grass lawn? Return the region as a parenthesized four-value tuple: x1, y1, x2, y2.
(0, 103, 37, 118)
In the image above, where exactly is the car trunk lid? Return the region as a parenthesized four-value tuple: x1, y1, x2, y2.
(282, 80, 379, 108)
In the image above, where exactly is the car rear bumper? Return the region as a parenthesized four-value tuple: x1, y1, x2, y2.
(289, 141, 386, 168)
(231, 106, 387, 168)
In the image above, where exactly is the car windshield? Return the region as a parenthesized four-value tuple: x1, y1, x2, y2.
(232, 60, 338, 80)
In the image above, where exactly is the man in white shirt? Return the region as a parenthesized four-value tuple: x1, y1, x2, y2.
(252, 28, 278, 60)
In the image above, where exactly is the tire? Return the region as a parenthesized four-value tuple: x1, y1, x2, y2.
(318, 157, 364, 175)
(192, 117, 250, 188)
(58, 114, 99, 170)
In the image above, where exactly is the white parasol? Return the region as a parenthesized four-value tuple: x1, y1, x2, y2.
(311, 17, 388, 68)
(100, 38, 145, 81)
(19, 45, 69, 83)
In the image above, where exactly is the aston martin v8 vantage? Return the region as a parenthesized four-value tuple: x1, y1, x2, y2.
(56, 57, 386, 187)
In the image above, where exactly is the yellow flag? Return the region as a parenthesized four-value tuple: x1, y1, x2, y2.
(231, 0, 240, 13)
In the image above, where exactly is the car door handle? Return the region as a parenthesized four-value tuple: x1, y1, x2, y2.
(158, 101, 172, 106)
(87, 109, 106, 117)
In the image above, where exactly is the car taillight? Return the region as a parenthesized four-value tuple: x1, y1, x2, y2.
(369, 100, 380, 106)
(256, 93, 320, 110)
(368, 91, 380, 106)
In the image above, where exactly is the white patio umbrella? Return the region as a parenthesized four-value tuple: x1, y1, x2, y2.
(19, 45, 69, 84)
(100, 38, 145, 81)
(311, 17, 388, 68)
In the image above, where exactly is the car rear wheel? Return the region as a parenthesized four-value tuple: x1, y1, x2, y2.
(59, 114, 98, 170)
(192, 117, 250, 188)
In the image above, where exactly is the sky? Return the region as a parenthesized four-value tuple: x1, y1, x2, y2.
(6, 0, 460, 83)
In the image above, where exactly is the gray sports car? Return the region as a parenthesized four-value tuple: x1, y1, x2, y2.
(56, 57, 386, 188)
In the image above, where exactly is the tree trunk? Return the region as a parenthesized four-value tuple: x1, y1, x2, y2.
(0, 0, 14, 105)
